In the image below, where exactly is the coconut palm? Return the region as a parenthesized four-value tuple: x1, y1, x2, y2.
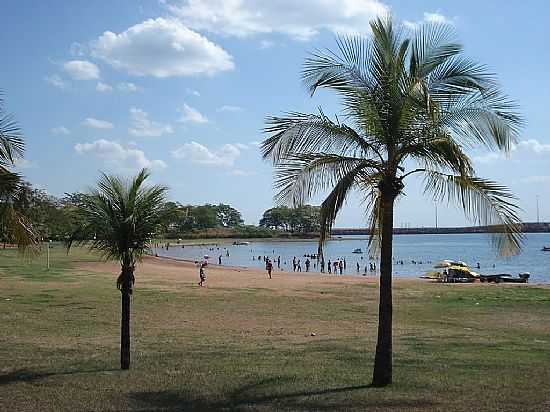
(0, 92, 38, 249)
(261, 17, 523, 386)
(68, 169, 167, 369)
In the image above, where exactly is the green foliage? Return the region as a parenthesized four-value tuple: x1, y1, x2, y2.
(262, 17, 523, 257)
(259, 205, 321, 233)
(159, 202, 244, 237)
(0, 92, 39, 250)
(68, 169, 168, 265)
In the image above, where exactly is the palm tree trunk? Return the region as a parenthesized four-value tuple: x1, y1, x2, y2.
(120, 265, 132, 370)
(372, 192, 395, 387)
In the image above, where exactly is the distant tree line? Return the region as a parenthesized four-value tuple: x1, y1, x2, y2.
(259, 205, 321, 233)
(0, 178, 324, 244)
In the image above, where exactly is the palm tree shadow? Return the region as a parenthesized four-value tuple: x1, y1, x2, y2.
(130, 377, 436, 411)
(0, 367, 119, 386)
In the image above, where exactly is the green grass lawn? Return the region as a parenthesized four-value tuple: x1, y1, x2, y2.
(1, 246, 549, 411)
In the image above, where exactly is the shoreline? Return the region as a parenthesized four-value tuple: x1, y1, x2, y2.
(143, 254, 549, 287)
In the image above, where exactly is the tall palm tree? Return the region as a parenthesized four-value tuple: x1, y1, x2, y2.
(261, 17, 523, 387)
(0, 92, 38, 249)
(68, 169, 168, 369)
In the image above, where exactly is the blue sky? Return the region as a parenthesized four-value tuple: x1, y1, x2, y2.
(2, 0, 549, 227)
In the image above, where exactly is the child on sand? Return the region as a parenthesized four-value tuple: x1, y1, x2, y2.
(266, 259, 273, 279)
(198, 262, 207, 287)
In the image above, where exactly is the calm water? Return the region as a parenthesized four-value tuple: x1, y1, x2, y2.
(153, 233, 550, 283)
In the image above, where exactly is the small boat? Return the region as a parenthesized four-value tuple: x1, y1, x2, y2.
(480, 272, 530, 283)
(352, 248, 363, 254)
(421, 265, 478, 282)
(232, 241, 250, 246)
(542, 246, 550, 252)
(433, 259, 468, 269)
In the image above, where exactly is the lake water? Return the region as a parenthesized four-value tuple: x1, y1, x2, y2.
(152, 233, 550, 283)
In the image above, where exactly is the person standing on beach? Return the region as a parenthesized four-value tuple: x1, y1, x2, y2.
(266, 259, 273, 279)
(218, 255, 222, 265)
(343, 258, 347, 270)
(292, 257, 297, 272)
(320, 259, 325, 273)
(297, 260, 302, 272)
(305, 258, 311, 272)
(327, 259, 332, 274)
(356, 262, 360, 273)
(198, 262, 207, 287)
(277, 256, 281, 269)
(339, 260, 343, 275)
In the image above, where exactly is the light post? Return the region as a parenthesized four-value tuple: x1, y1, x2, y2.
(537, 195, 540, 223)
(47, 239, 52, 269)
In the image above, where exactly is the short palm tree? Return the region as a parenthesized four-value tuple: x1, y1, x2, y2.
(261, 17, 523, 386)
(0, 92, 38, 249)
(68, 169, 168, 369)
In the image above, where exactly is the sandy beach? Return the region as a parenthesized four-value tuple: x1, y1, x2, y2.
(78, 255, 549, 293)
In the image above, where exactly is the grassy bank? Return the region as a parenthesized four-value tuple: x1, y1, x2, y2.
(1, 246, 549, 411)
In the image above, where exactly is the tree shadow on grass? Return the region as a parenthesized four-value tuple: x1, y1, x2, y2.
(130, 377, 436, 411)
(0, 366, 118, 386)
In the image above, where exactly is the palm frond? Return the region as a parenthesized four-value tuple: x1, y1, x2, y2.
(423, 171, 523, 256)
(0, 92, 25, 166)
(67, 169, 168, 265)
(317, 166, 366, 258)
(273, 153, 380, 206)
(262, 112, 379, 162)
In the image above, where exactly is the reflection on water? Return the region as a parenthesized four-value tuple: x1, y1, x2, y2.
(152, 233, 550, 283)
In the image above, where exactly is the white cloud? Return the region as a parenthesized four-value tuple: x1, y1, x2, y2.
(96, 82, 113, 92)
(70, 42, 86, 57)
(179, 103, 208, 123)
(259, 40, 275, 49)
(217, 105, 243, 113)
(404, 12, 454, 29)
(171, 141, 241, 166)
(75, 139, 167, 171)
(129, 107, 174, 137)
(166, 0, 389, 40)
(45, 74, 67, 89)
(63, 60, 100, 80)
(234, 143, 249, 150)
(473, 152, 502, 164)
(50, 126, 70, 135)
(519, 176, 550, 184)
(82, 117, 114, 129)
(186, 88, 200, 96)
(13, 158, 35, 170)
(473, 139, 550, 164)
(231, 169, 255, 176)
(423, 12, 453, 25)
(514, 139, 550, 154)
(118, 82, 142, 92)
(91, 17, 234, 77)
